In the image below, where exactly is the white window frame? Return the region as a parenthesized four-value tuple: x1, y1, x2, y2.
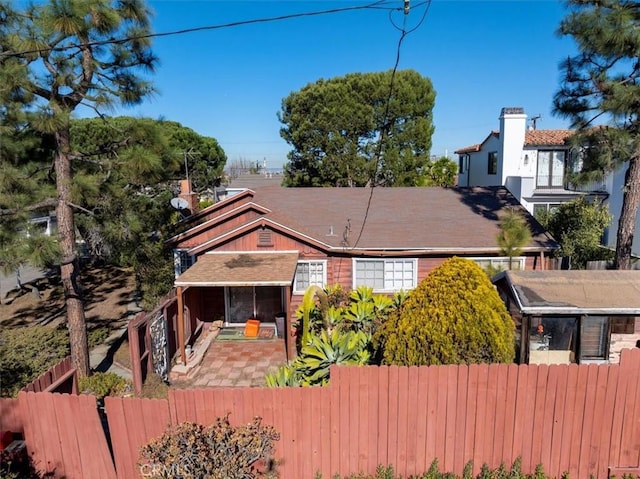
(353, 258, 417, 292)
(293, 260, 327, 293)
(536, 150, 566, 188)
(173, 249, 196, 278)
(470, 256, 526, 272)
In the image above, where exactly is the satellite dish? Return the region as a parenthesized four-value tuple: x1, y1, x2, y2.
(170, 197, 189, 210)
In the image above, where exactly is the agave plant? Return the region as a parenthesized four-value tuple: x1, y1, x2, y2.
(294, 329, 370, 386)
(349, 285, 375, 303)
(265, 364, 300, 387)
(343, 301, 376, 334)
(372, 293, 393, 313)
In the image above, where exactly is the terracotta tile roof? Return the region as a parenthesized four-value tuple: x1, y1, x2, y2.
(455, 129, 575, 153)
(524, 129, 574, 146)
(187, 186, 557, 253)
(455, 131, 499, 154)
(454, 143, 481, 154)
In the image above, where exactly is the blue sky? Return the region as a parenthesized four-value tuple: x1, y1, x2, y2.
(116, 0, 576, 169)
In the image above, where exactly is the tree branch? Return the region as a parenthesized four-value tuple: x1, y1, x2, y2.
(0, 198, 57, 216)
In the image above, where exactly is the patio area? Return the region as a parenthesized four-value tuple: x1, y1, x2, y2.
(170, 334, 288, 388)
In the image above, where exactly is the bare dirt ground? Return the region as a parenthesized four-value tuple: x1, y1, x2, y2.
(0, 265, 136, 334)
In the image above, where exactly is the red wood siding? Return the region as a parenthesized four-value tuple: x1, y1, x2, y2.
(177, 209, 263, 249)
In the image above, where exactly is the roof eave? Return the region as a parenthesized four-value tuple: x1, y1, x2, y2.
(520, 307, 640, 315)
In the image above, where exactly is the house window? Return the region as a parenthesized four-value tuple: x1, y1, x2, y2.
(471, 257, 525, 273)
(294, 261, 326, 293)
(354, 259, 416, 292)
(533, 203, 562, 220)
(529, 316, 577, 364)
(536, 150, 566, 188)
(487, 151, 498, 175)
(173, 249, 195, 278)
(458, 154, 469, 174)
(580, 316, 609, 360)
(611, 316, 636, 334)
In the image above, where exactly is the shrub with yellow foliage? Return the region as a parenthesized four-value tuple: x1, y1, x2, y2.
(375, 257, 515, 366)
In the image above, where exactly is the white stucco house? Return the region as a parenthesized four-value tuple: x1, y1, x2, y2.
(455, 107, 637, 256)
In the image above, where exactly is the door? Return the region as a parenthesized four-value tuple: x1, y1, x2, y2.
(226, 287, 255, 325)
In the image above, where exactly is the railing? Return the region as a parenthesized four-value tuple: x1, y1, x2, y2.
(535, 176, 607, 193)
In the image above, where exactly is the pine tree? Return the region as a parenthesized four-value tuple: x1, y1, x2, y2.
(497, 207, 532, 270)
(554, 0, 640, 269)
(0, 0, 157, 376)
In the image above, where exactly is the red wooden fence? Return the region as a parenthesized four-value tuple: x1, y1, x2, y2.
(21, 356, 77, 394)
(18, 392, 116, 479)
(11, 348, 640, 479)
(0, 398, 21, 435)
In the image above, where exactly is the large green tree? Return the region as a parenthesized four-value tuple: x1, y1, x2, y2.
(554, 0, 640, 269)
(68, 117, 226, 307)
(279, 69, 436, 187)
(537, 197, 613, 269)
(0, 0, 157, 376)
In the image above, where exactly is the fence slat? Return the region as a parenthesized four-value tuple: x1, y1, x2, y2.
(386, 366, 400, 474)
(568, 365, 590, 477)
(375, 366, 390, 472)
(501, 364, 519, 467)
(548, 365, 568, 477)
(471, 364, 488, 475)
(395, 366, 409, 474)
(0, 398, 22, 434)
(414, 367, 429, 472)
(330, 365, 342, 476)
(405, 366, 419, 475)
(365, 367, 380, 474)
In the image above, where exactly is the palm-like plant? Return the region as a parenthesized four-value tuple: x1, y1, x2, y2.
(294, 330, 370, 386)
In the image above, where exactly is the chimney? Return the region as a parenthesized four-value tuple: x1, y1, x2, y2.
(178, 179, 199, 214)
(499, 107, 527, 182)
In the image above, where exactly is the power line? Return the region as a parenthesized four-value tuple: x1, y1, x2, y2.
(0, 0, 400, 59)
(350, 0, 433, 249)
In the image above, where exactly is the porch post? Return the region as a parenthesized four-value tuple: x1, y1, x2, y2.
(284, 284, 295, 361)
(539, 250, 545, 270)
(177, 286, 186, 365)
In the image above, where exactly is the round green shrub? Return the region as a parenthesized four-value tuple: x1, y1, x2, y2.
(376, 257, 515, 366)
(79, 372, 131, 399)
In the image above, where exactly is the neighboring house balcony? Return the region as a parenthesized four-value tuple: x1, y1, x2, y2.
(506, 175, 607, 202)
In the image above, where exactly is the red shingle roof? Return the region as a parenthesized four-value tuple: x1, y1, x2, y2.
(174, 186, 558, 254)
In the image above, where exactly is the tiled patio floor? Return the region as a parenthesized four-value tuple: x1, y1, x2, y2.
(170, 337, 288, 388)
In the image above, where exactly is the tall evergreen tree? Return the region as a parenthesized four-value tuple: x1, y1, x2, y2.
(0, 0, 157, 376)
(554, 0, 640, 269)
(279, 70, 436, 187)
